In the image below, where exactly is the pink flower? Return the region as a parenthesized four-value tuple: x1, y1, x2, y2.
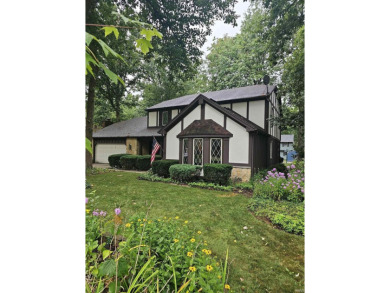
(291, 164, 295, 169)
(85, 197, 88, 204)
(115, 208, 121, 215)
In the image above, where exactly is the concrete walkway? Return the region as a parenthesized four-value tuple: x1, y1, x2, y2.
(92, 163, 147, 173)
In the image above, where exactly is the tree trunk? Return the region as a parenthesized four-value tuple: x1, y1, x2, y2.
(86, 74, 96, 168)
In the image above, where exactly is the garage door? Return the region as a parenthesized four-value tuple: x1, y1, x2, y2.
(95, 144, 127, 163)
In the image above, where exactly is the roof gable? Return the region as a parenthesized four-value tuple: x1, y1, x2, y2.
(177, 119, 233, 138)
(159, 94, 267, 135)
(147, 84, 276, 110)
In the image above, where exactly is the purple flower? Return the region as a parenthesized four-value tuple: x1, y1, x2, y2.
(115, 208, 121, 215)
(85, 197, 88, 204)
(291, 164, 295, 169)
(283, 187, 286, 189)
(93, 210, 99, 216)
(287, 166, 290, 169)
(272, 168, 276, 172)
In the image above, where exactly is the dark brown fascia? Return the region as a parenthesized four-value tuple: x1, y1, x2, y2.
(177, 134, 233, 138)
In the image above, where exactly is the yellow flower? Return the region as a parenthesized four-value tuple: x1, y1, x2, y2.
(158, 219, 161, 222)
(189, 266, 196, 272)
(206, 265, 213, 272)
(138, 219, 141, 222)
(86, 209, 90, 214)
(206, 249, 212, 255)
(218, 275, 222, 279)
(175, 216, 179, 219)
(143, 218, 146, 222)
(225, 284, 230, 290)
(164, 216, 167, 219)
(187, 252, 193, 257)
(174, 239, 179, 243)
(197, 231, 202, 234)
(216, 262, 220, 267)
(190, 238, 196, 243)
(202, 249, 207, 253)
(125, 223, 131, 228)
(140, 224, 144, 227)
(184, 220, 188, 224)
(148, 221, 152, 224)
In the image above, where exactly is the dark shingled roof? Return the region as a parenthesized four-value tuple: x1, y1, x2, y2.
(147, 84, 276, 110)
(177, 120, 233, 137)
(93, 116, 161, 138)
(281, 134, 294, 143)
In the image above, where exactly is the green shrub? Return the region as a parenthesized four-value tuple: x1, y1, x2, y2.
(169, 164, 202, 182)
(152, 159, 179, 177)
(120, 155, 137, 170)
(188, 182, 233, 191)
(255, 163, 288, 180)
(203, 164, 233, 186)
(135, 155, 151, 171)
(108, 153, 127, 168)
(234, 182, 254, 191)
(248, 198, 304, 235)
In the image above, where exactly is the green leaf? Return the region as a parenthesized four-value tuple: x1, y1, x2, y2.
(99, 259, 116, 277)
(102, 250, 111, 260)
(86, 138, 92, 154)
(85, 32, 95, 46)
(136, 39, 153, 55)
(140, 29, 162, 41)
(100, 64, 125, 86)
(102, 26, 119, 39)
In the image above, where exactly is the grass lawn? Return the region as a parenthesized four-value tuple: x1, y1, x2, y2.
(86, 171, 304, 292)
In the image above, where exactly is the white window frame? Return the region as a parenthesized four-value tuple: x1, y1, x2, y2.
(193, 138, 203, 166)
(210, 138, 222, 164)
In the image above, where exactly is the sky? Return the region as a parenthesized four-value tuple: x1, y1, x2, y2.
(201, 0, 251, 57)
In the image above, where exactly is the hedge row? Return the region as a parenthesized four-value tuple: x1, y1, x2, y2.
(169, 164, 202, 182)
(203, 164, 233, 186)
(108, 154, 161, 170)
(151, 160, 179, 177)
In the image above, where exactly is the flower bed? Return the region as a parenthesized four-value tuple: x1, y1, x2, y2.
(86, 201, 232, 292)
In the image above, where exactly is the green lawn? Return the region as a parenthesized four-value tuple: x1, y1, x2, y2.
(86, 171, 304, 292)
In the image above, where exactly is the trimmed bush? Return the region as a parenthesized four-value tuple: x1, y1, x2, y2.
(108, 153, 127, 168)
(169, 164, 202, 182)
(120, 155, 137, 170)
(203, 164, 233, 186)
(152, 159, 179, 177)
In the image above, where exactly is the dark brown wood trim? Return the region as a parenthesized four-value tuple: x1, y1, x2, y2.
(181, 120, 183, 131)
(147, 112, 149, 128)
(224, 115, 227, 128)
(163, 135, 167, 159)
(179, 139, 183, 164)
(177, 134, 233, 138)
(228, 162, 251, 167)
(249, 133, 254, 176)
(188, 138, 193, 165)
(246, 101, 249, 119)
(222, 138, 229, 164)
(201, 103, 205, 120)
(204, 138, 210, 164)
(265, 99, 269, 134)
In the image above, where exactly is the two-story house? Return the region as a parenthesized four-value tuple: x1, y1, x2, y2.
(93, 84, 281, 180)
(280, 134, 296, 162)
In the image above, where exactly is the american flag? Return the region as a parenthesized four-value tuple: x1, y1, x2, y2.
(151, 137, 161, 165)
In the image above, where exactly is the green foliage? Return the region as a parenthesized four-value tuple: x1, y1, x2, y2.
(108, 153, 127, 168)
(233, 182, 254, 192)
(120, 155, 137, 170)
(85, 209, 230, 292)
(203, 164, 233, 186)
(169, 165, 202, 182)
(249, 198, 304, 235)
(255, 163, 288, 181)
(188, 182, 233, 192)
(138, 172, 175, 183)
(151, 160, 179, 178)
(136, 155, 160, 171)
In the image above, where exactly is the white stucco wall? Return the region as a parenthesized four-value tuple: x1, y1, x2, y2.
(226, 117, 249, 164)
(232, 102, 247, 118)
(248, 100, 265, 128)
(148, 111, 157, 127)
(205, 104, 224, 126)
(166, 122, 181, 160)
(183, 105, 201, 128)
(171, 109, 178, 118)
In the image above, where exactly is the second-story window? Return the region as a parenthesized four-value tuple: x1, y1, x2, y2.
(162, 111, 168, 126)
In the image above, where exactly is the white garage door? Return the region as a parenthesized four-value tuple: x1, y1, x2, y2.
(95, 143, 127, 163)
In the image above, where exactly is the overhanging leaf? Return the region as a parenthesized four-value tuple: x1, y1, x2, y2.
(86, 138, 93, 154)
(85, 32, 95, 46)
(102, 250, 111, 260)
(102, 26, 119, 39)
(136, 39, 153, 54)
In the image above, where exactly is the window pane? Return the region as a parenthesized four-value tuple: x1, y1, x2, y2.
(162, 111, 168, 126)
(183, 139, 188, 164)
(193, 138, 203, 165)
(210, 139, 222, 164)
